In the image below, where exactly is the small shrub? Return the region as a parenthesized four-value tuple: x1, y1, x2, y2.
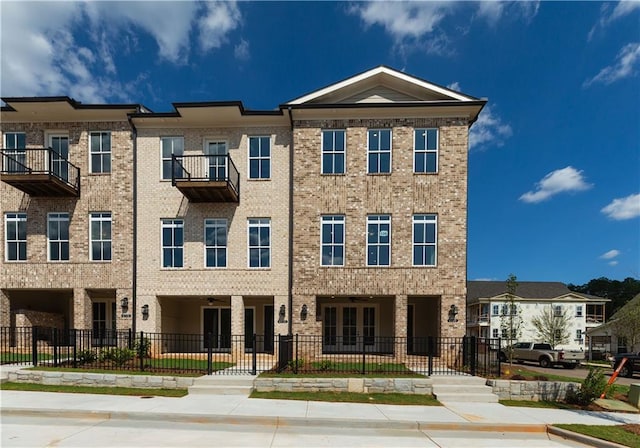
(102, 347, 135, 367)
(316, 360, 333, 371)
(510, 374, 526, 380)
(77, 349, 97, 365)
(134, 337, 151, 359)
(567, 367, 606, 406)
(287, 358, 305, 371)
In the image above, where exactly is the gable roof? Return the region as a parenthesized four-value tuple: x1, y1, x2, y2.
(467, 281, 609, 303)
(610, 293, 640, 320)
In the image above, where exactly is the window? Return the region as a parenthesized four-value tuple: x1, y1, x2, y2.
(48, 213, 69, 261)
(248, 218, 270, 268)
(161, 137, 184, 180)
(248, 136, 270, 179)
(322, 304, 377, 351)
(49, 135, 69, 181)
(501, 304, 509, 316)
(575, 329, 583, 340)
(414, 128, 438, 173)
(412, 214, 437, 266)
(205, 219, 227, 268)
(492, 305, 499, 316)
(5, 213, 26, 261)
(90, 212, 112, 261)
(367, 215, 390, 266)
(321, 215, 345, 266)
(554, 305, 563, 317)
(3, 132, 26, 172)
(89, 132, 111, 174)
(161, 219, 184, 268)
(576, 305, 583, 317)
(367, 129, 391, 173)
(321, 130, 345, 174)
(205, 141, 227, 180)
(501, 329, 508, 338)
(492, 328, 499, 338)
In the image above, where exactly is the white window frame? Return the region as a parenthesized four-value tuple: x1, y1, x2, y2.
(248, 136, 271, 180)
(160, 136, 184, 181)
(492, 328, 499, 338)
(367, 129, 392, 174)
(492, 304, 499, 316)
(204, 218, 227, 268)
(554, 305, 563, 317)
(576, 305, 583, 317)
(5, 212, 27, 262)
(413, 128, 438, 173)
(161, 219, 184, 268)
(412, 214, 437, 266)
(321, 130, 346, 175)
(247, 218, 270, 268)
(575, 329, 583, 341)
(47, 212, 70, 262)
(204, 140, 228, 180)
(366, 215, 391, 266)
(3, 132, 26, 173)
(89, 131, 111, 174)
(320, 215, 345, 267)
(321, 303, 379, 351)
(89, 212, 112, 262)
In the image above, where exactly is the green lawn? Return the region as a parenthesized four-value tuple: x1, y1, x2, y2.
(1, 353, 52, 364)
(555, 424, 640, 448)
(262, 361, 424, 377)
(143, 358, 233, 371)
(500, 400, 576, 410)
(250, 390, 441, 405)
(0, 381, 187, 397)
(27, 366, 200, 377)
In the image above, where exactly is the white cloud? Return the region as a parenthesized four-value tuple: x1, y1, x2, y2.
(447, 81, 461, 92)
(199, 1, 242, 52)
(476, 1, 539, 26)
(469, 105, 512, 150)
(234, 39, 250, 61)
(584, 42, 640, 87)
(588, 1, 640, 40)
(601, 193, 640, 220)
(609, 260, 619, 266)
(519, 167, 592, 203)
(600, 249, 620, 260)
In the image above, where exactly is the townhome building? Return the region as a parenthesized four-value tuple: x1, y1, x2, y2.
(0, 97, 141, 338)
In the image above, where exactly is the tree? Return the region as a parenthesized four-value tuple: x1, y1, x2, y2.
(568, 277, 640, 317)
(500, 274, 524, 364)
(531, 305, 572, 348)
(611, 296, 640, 353)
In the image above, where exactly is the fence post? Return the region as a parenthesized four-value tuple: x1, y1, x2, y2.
(139, 331, 144, 371)
(294, 334, 299, 374)
(470, 336, 477, 376)
(31, 327, 38, 366)
(361, 336, 366, 375)
(128, 328, 133, 350)
(428, 336, 434, 376)
(207, 332, 213, 375)
(52, 328, 58, 367)
(497, 337, 502, 376)
(251, 333, 257, 375)
(72, 329, 77, 368)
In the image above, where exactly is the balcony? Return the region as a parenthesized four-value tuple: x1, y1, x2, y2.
(466, 314, 490, 326)
(171, 154, 239, 203)
(1, 148, 80, 197)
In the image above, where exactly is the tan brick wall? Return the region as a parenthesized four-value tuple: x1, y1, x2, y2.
(291, 118, 468, 338)
(135, 126, 290, 334)
(0, 122, 134, 329)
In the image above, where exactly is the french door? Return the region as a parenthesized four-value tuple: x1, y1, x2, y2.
(203, 307, 231, 350)
(205, 141, 227, 180)
(49, 134, 69, 181)
(322, 305, 377, 352)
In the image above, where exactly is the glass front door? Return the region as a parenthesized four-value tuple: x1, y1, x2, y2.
(203, 308, 231, 350)
(205, 141, 227, 180)
(49, 135, 69, 181)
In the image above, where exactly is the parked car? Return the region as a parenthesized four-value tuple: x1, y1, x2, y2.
(499, 342, 584, 369)
(610, 352, 640, 378)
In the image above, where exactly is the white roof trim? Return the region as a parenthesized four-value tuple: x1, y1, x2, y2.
(287, 66, 474, 105)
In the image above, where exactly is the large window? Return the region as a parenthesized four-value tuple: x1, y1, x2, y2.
(48, 213, 69, 261)
(367, 129, 391, 174)
(367, 215, 390, 266)
(321, 130, 345, 174)
(161, 137, 184, 180)
(205, 141, 227, 180)
(412, 214, 437, 266)
(414, 128, 438, 173)
(162, 219, 184, 268)
(89, 132, 111, 174)
(3, 132, 26, 172)
(205, 219, 227, 268)
(5, 213, 26, 261)
(248, 218, 270, 268)
(90, 212, 112, 261)
(321, 215, 345, 266)
(322, 304, 377, 352)
(248, 136, 270, 179)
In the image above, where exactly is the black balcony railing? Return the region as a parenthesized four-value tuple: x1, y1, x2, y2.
(0, 148, 80, 196)
(171, 154, 239, 202)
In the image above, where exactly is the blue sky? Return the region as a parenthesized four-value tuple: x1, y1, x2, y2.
(1, 1, 638, 284)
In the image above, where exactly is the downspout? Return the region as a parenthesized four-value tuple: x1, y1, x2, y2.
(287, 106, 294, 336)
(127, 113, 138, 335)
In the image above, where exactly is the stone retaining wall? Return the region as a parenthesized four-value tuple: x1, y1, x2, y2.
(487, 379, 581, 401)
(254, 377, 433, 394)
(8, 370, 195, 389)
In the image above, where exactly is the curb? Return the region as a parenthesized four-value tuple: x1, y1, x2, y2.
(548, 426, 627, 448)
(1, 407, 548, 433)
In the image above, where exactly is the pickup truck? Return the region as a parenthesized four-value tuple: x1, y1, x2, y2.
(499, 342, 584, 369)
(610, 352, 640, 377)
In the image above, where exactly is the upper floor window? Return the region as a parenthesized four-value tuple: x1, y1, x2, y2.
(5, 212, 26, 261)
(576, 305, 583, 317)
(89, 132, 111, 174)
(90, 212, 112, 261)
(205, 219, 227, 268)
(414, 128, 438, 173)
(248, 136, 270, 179)
(161, 137, 184, 180)
(412, 214, 437, 266)
(3, 132, 26, 173)
(554, 305, 563, 317)
(162, 219, 183, 268)
(492, 304, 499, 316)
(321, 130, 345, 174)
(48, 213, 69, 262)
(248, 218, 270, 268)
(492, 328, 499, 338)
(205, 141, 228, 180)
(367, 129, 391, 174)
(321, 215, 345, 266)
(367, 215, 390, 266)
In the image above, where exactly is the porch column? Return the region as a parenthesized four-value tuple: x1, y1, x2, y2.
(231, 295, 244, 360)
(395, 295, 408, 363)
(72, 289, 91, 330)
(0, 290, 10, 327)
(115, 289, 133, 331)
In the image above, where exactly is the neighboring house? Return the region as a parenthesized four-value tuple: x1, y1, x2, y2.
(1, 66, 485, 358)
(0, 97, 141, 340)
(466, 281, 610, 352)
(587, 293, 640, 356)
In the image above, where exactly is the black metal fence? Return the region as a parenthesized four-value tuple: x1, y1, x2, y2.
(0, 327, 501, 377)
(0, 148, 80, 191)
